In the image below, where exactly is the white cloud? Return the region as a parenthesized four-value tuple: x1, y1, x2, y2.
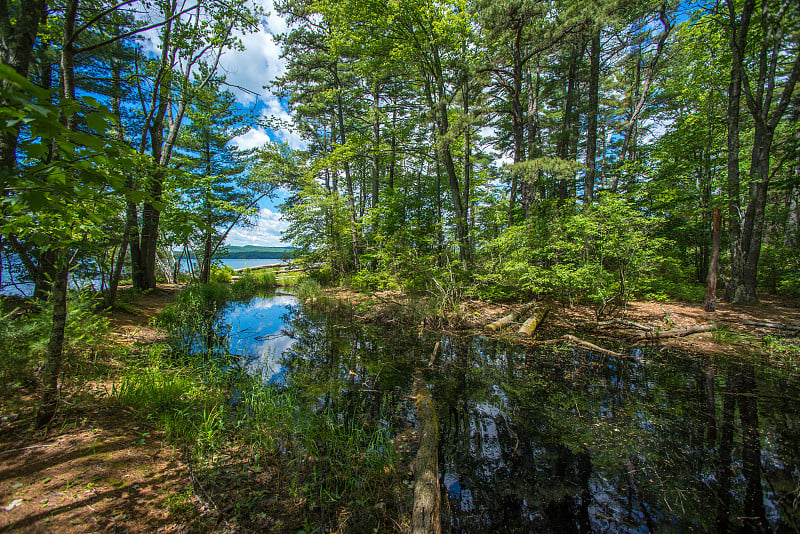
(226, 208, 288, 247)
(231, 127, 272, 151)
(219, 22, 286, 105)
(231, 97, 308, 151)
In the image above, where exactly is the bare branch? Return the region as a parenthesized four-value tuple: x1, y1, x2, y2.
(75, 2, 199, 55)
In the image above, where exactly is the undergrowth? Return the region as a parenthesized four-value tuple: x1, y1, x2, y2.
(0, 290, 112, 401)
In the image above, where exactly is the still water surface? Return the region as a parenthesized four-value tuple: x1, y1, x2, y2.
(0, 257, 282, 296)
(220, 293, 800, 533)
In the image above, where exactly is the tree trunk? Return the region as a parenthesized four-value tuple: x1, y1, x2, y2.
(704, 208, 721, 312)
(726, 0, 799, 302)
(0, 0, 49, 181)
(333, 65, 360, 270)
(724, 0, 754, 302)
(428, 49, 468, 265)
(37, 0, 76, 426)
(524, 61, 541, 219)
(462, 68, 471, 265)
(508, 30, 524, 226)
(584, 27, 600, 206)
(411, 374, 441, 534)
(36, 256, 69, 427)
(556, 47, 578, 203)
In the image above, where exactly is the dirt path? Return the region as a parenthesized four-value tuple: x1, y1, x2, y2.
(0, 285, 196, 534)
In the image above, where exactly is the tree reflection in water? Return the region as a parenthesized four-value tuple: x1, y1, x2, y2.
(222, 297, 800, 533)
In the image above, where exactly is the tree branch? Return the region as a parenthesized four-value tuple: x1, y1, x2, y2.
(69, 0, 138, 46)
(75, 2, 199, 55)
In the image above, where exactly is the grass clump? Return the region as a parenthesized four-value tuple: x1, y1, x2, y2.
(296, 278, 322, 301)
(231, 269, 277, 296)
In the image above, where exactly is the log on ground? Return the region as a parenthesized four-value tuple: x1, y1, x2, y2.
(518, 306, 549, 337)
(631, 323, 716, 341)
(486, 302, 536, 331)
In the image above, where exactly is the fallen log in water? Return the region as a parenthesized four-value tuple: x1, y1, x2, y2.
(562, 334, 625, 358)
(232, 262, 293, 273)
(518, 305, 549, 337)
(411, 373, 441, 534)
(485, 302, 536, 331)
(631, 323, 716, 341)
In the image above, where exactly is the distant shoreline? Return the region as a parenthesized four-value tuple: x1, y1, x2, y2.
(182, 246, 295, 260)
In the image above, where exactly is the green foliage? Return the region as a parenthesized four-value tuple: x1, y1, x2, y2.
(0, 291, 111, 396)
(488, 196, 666, 314)
(209, 265, 234, 284)
(348, 269, 401, 292)
(306, 265, 334, 286)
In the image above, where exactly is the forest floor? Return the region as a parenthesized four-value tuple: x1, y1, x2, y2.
(2, 286, 799, 533)
(0, 285, 198, 534)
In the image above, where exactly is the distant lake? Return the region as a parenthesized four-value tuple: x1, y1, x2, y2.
(1, 257, 287, 296)
(178, 257, 284, 274)
(221, 258, 283, 270)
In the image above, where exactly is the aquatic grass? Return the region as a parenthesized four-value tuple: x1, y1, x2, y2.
(232, 269, 277, 296)
(156, 283, 232, 358)
(296, 278, 322, 301)
(277, 270, 303, 286)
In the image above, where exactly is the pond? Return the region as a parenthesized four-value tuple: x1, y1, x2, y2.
(219, 292, 800, 533)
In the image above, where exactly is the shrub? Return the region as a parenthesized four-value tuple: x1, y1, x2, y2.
(0, 290, 111, 396)
(488, 195, 666, 315)
(348, 269, 401, 292)
(210, 265, 234, 284)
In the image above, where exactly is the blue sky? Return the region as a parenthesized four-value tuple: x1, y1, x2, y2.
(141, 0, 302, 246)
(220, 0, 303, 247)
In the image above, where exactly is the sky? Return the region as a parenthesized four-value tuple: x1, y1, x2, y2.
(219, 0, 302, 247)
(143, 0, 302, 247)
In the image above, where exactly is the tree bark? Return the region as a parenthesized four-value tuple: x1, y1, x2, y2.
(411, 374, 440, 534)
(556, 46, 579, 203)
(725, 0, 799, 302)
(584, 27, 600, 206)
(518, 305, 548, 337)
(0, 0, 49, 178)
(37, 0, 77, 426)
(507, 28, 524, 225)
(36, 256, 69, 427)
(704, 208, 721, 311)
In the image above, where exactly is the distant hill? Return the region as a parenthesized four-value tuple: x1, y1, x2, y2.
(223, 246, 294, 259)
